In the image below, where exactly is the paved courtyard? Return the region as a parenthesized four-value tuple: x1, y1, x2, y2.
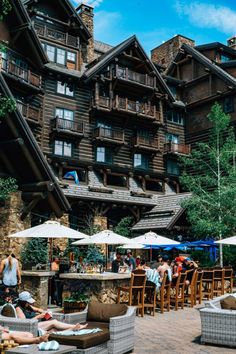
(134, 306, 235, 354)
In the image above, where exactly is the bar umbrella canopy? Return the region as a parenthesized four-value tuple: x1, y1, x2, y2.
(216, 236, 236, 245)
(132, 231, 180, 261)
(8, 220, 88, 260)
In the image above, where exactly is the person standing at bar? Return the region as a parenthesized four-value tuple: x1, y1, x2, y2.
(0, 254, 21, 290)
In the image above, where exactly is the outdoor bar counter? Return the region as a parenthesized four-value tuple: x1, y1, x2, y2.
(60, 272, 131, 303)
(20, 271, 55, 308)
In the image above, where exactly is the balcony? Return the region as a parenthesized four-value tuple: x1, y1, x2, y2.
(51, 117, 84, 137)
(93, 127, 124, 145)
(133, 135, 160, 152)
(164, 142, 191, 155)
(114, 96, 160, 121)
(1, 57, 41, 88)
(34, 23, 78, 47)
(16, 101, 41, 124)
(114, 65, 155, 88)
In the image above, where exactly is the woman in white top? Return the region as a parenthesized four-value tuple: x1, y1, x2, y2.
(0, 254, 21, 288)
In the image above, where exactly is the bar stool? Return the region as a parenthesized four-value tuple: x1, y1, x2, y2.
(213, 268, 225, 297)
(144, 281, 156, 316)
(170, 272, 187, 310)
(194, 269, 203, 305)
(184, 269, 197, 307)
(202, 269, 214, 299)
(117, 270, 146, 317)
(224, 267, 233, 293)
(156, 271, 171, 313)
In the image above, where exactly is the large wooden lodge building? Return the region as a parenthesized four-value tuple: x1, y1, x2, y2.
(0, 0, 235, 239)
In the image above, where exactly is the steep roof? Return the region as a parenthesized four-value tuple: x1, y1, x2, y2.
(132, 193, 191, 231)
(9, 0, 48, 67)
(167, 43, 236, 89)
(83, 35, 175, 102)
(94, 40, 113, 55)
(0, 73, 70, 218)
(196, 42, 236, 58)
(22, 0, 91, 42)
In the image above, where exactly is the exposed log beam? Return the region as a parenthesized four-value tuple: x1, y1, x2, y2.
(20, 181, 55, 192)
(22, 192, 47, 200)
(11, 23, 30, 33)
(0, 138, 24, 147)
(20, 196, 42, 221)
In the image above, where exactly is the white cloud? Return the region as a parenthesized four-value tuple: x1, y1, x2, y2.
(72, 0, 103, 8)
(175, 1, 236, 34)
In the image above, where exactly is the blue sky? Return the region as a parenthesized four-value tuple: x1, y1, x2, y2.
(72, 0, 236, 55)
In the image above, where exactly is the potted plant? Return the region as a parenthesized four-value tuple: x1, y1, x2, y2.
(63, 291, 90, 314)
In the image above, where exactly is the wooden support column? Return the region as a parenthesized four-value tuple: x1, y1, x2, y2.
(159, 100, 164, 124)
(95, 82, 99, 105)
(209, 74, 212, 96)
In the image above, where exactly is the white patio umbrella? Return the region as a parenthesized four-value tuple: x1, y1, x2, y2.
(72, 230, 135, 268)
(132, 231, 180, 261)
(216, 236, 236, 245)
(120, 243, 145, 249)
(8, 220, 88, 261)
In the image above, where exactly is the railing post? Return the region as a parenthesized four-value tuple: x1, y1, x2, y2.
(125, 97, 128, 111)
(65, 33, 68, 45)
(125, 67, 128, 80)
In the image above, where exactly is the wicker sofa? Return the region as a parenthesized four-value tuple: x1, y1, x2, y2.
(0, 305, 136, 354)
(53, 305, 136, 354)
(200, 293, 236, 347)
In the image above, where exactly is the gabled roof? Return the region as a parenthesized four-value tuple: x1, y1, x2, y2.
(83, 35, 175, 102)
(22, 0, 91, 42)
(9, 0, 48, 67)
(196, 42, 236, 58)
(94, 40, 113, 55)
(167, 43, 236, 89)
(0, 73, 70, 218)
(132, 193, 191, 231)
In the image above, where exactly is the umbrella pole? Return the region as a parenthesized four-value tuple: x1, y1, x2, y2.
(150, 246, 152, 262)
(106, 244, 108, 270)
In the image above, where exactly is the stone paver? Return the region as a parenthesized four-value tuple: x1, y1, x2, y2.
(134, 306, 235, 354)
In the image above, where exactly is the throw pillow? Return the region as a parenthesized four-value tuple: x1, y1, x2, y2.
(220, 295, 236, 310)
(87, 302, 127, 322)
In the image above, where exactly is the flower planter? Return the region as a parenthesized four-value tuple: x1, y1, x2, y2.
(63, 301, 87, 314)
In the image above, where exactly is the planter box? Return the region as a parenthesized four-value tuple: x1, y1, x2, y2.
(63, 301, 87, 314)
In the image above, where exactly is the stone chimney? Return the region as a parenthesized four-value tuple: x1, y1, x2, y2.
(151, 34, 195, 72)
(227, 36, 236, 50)
(77, 3, 94, 63)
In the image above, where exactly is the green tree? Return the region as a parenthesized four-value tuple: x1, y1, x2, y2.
(21, 238, 49, 268)
(180, 102, 236, 266)
(114, 216, 133, 237)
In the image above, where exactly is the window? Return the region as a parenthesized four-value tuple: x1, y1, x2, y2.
(96, 120, 112, 137)
(54, 140, 72, 157)
(56, 108, 74, 120)
(166, 160, 180, 176)
(169, 85, 177, 98)
(67, 51, 76, 62)
(46, 45, 55, 61)
(221, 54, 231, 63)
(96, 147, 112, 163)
(145, 179, 163, 192)
(165, 133, 179, 144)
(107, 174, 128, 188)
(166, 111, 184, 125)
(56, 48, 66, 65)
(56, 81, 74, 97)
(223, 96, 234, 113)
(133, 153, 149, 169)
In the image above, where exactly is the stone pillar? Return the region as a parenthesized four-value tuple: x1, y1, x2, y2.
(0, 192, 30, 260)
(77, 4, 94, 63)
(52, 214, 69, 251)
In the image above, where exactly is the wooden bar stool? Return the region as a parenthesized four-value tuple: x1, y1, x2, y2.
(213, 268, 225, 297)
(184, 269, 197, 307)
(144, 280, 156, 316)
(170, 272, 187, 310)
(194, 269, 203, 305)
(117, 270, 146, 317)
(224, 267, 233, 293)
(156, 271, 171, 313)
(202, 269, 214, 299)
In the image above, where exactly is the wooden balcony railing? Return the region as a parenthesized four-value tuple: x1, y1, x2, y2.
(134, 135, 160, 149)
(164, 142, 191, 155)
(93, 127, 124, 143)
(1, 57, 41, 88)
(114, 96, 160, 120)
(51, 117, 84, 134)
(96, 96, 110, 109)
(115, 65, 155, 87)
(16, 101, 41, 123)
(34, 23, 78, 47)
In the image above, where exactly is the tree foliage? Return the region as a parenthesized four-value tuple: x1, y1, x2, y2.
(180, 102, 236, 239)
(114, 216, 133, 237)
(0, 177, 17, 200)
(21, 238, 49, 268)
(0, 0, 11, 20)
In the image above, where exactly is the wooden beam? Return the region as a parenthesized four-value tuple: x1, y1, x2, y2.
(22, 192, 47, 200)
(0, 138, 24, 147)
(20, 196, 42, 221)
(20, 181, 55, 192)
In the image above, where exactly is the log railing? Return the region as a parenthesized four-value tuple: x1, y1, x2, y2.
(114, 96, 160, 120)
(93, 127, 124, 143)
(34, 23, 78, 47)
(16, 101, 41, 123)
(115, 65, 155, 87)
(134, 135, 160, 149)
(51, 117, 84, 134)
(1, 58, 41, 88)
(164, 142, 191, 155)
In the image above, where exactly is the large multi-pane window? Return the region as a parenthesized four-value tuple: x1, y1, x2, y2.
(42, 43, 76, 66)
(56, 81, 74, 97)
(54, 140, 72, 157)
(55, 108, 74, 129)
(165, 133, 179, 143)
(133, 153, 149, 169)
(166, 111, 184, 125)
(96, 147, 112, 163)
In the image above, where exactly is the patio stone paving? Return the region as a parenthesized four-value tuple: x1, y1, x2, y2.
(134, 305, 235, 354)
